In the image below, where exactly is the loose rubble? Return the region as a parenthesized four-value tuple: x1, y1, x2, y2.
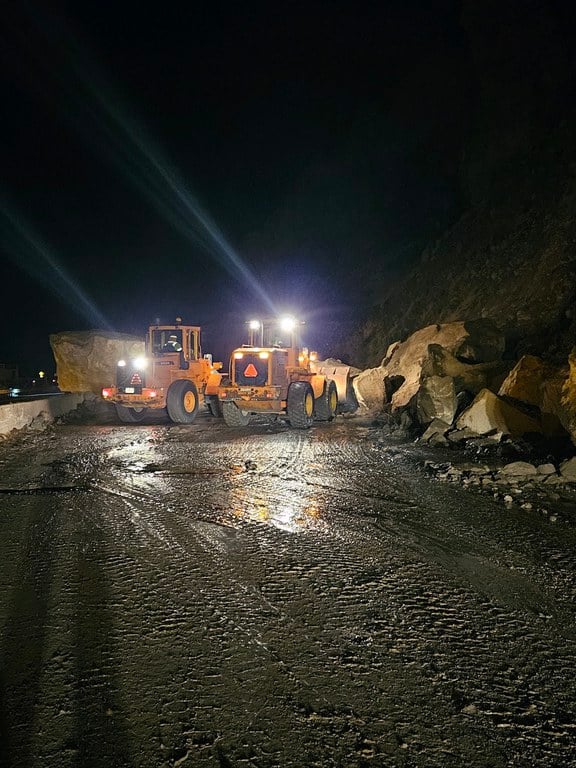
(422, 455, 576, 524)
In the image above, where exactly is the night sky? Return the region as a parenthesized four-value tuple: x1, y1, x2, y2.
(1, 1, 469, 376)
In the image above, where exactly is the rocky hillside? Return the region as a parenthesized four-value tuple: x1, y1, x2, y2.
(361, 0, 576, 369)
(362, 168, 576, 367)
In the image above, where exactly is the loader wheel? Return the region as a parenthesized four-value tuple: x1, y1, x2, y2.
(287, 381, 315, 429)
(166, 380, 199, 424)
(116, 404, 147, 423)
(315, 379, 338, 421)
(222, 401, 251, 427)
(206, 396, 222, 418)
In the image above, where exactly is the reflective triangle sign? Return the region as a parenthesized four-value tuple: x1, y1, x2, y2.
(243, 363, 258, 377)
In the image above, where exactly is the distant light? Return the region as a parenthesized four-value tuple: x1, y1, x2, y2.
(102, 388, 112, 398)
(149, 390, 157, 398)
(249, 319, 261, 330)
(39, 370, 45, 379)
(133, 357, 148, 370)
(118, 359, 126, 367)
(280, 316, 296, 332)
(309, 351, 318, 362)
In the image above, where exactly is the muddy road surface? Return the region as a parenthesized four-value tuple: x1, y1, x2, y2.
(0, 414, 575, 767)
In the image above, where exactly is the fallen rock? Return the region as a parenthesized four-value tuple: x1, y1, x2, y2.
(384, 320, 505, 411)
(416, 376, 457, 425)
(498, 354, 569, 438)
(424, 345, 509, 396)
(456, 388, 542, 438)
(559, 456, 576, 482)
(498, 355, 557, 407)
(353, 366, 387, 412)
(50, 330, 145, 394)
(537, 463, 557, 476)
(422, 418, 452, 443)
(500, 461, 538, 477)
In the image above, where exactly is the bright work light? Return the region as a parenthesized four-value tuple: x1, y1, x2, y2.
(279, 316, 296, 332)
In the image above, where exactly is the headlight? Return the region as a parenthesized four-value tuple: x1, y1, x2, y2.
(133, 357, 148, 370)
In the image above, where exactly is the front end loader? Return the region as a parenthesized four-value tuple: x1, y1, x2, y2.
(217, 317, 357, 429)
(102, 319, 222, 423)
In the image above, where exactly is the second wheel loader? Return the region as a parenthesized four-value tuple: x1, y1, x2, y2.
(218, 317, 357, 429)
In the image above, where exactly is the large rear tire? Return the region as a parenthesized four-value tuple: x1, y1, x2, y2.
(287, 381, 315, 429)
(166, 380, 199, 424)
(206, 396, 222, 418)
(222, 401, 251, 427)
(116, 404, 147, 423)
(315, 379, 338, 421)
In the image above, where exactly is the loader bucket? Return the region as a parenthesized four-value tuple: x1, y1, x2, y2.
(309, 360, 359, 414)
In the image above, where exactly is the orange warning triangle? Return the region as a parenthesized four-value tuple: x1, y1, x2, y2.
(243, 363, 258, 377)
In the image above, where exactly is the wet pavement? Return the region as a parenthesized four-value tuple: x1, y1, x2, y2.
(0, 414, 575, 767)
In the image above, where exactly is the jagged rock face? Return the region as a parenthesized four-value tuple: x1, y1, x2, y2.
(50, 331, 145, 394)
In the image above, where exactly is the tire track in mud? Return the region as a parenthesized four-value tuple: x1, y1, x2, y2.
(80, 433, 499, 764)
(91, 429, 576, 765)
(2, 423, 576, 765)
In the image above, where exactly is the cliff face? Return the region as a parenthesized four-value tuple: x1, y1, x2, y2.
(361, 0, 576, 368)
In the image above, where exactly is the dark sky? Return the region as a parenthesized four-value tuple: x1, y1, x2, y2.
(1, 0, 469, 375)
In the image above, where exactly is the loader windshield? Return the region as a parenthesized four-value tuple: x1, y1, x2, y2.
(152, 329, 183, 354)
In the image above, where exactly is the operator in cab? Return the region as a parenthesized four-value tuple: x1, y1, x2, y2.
(163, 334, 182, 352)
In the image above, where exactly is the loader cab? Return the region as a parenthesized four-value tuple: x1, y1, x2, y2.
(149, 325, 201, 363)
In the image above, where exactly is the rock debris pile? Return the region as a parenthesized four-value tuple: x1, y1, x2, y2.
(357, 321, 576, 510)
(355, 319, 576, 449)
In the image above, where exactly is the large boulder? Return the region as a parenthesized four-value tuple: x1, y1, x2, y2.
(456, 388, 542, 437)
(384, 319, 504, 411)
(416, 375, 457, 425)
(498, 354, 570, 438)
(423, 344, 509, 395)
(50, 331, 145, 394)
(499, 355, 564, 407)
(353, 366, 387, 413)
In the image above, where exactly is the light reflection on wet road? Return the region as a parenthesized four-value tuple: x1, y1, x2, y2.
(0, 415, 575, 767)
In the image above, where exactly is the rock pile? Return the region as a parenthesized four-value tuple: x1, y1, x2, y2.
(355, 320, 576, 450)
